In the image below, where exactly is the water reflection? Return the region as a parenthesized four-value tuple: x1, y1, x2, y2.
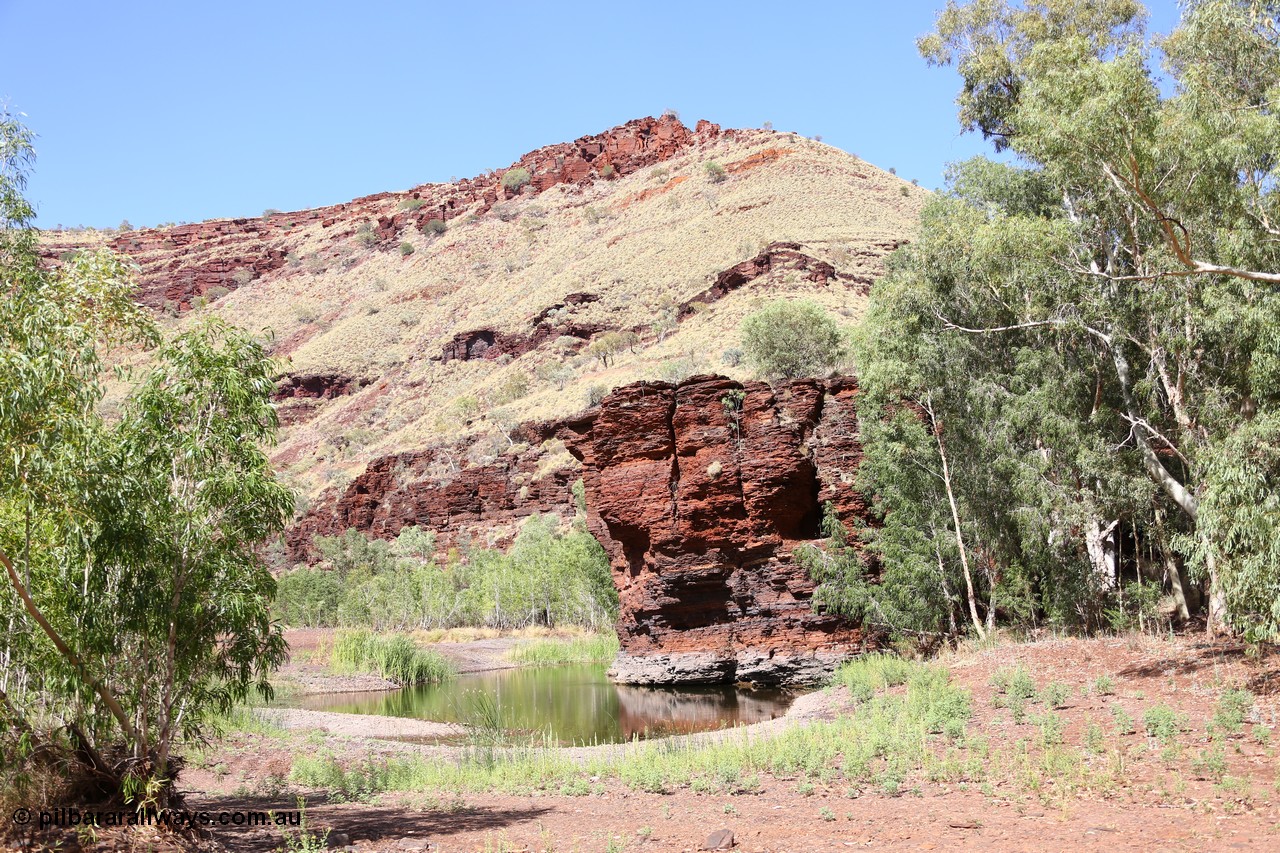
(286, 664, 794, 745)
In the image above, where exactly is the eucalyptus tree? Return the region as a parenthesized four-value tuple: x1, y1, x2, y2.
(1, 111, 292, 803)
(846, 1, 1280, 639)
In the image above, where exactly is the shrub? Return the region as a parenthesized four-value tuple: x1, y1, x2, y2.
(399, 241, 414, 257)
(704, 161, 727, 183)
(398, 198, 426, 211)
(658, 358, 695, 383)
(501, 167, 532, 192)
(330, 630, 453, 684)
(740, 299, 847, 379)
(275, 567, 343, 627)
(262, 208, 282, 219)
(599, 164, 616, 179)
(206, 285, 231, 301)
(355, 221, 379, 247)
(492, 371, 530, 404)
(507, 633, 619, 666)
(586, 384, 609, 406)
(423, 218, 447, 235)
(721, 347, 743, 367)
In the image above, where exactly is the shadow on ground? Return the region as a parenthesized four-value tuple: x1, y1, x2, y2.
(196, 792, 552, 852)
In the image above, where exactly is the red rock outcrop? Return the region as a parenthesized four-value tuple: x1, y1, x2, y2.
(285, 421, 580, 561)
(285, 373, 872, 684)
(271, 373, 374, 426)
(564, 375, 873, 685)
(679, 242, 840, 317)
(41, 116, 720, 311)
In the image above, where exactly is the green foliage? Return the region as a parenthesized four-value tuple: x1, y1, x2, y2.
(399, 241, 415, 257)
(330, 630, 453, 684)
(492, 371, 530, 404)
(355, 220, 379, 247)
(1143, 704, 1186, 744)
(277, 517, 617, 631)
(1041, 682, 1071, 710)
(585, 383, 609, 407)
(505, 632, 619, 666)
(0, 114, 294, 801)
(274, 567, 343, 627)
(703, 161, 727, 183)
(501, 167, 531, 192)
(856, 0, 1280, 638)
(740, 299, 847, 379)
(423, 218, 447, 235)
(1211, 688, 1254, 736)
(1112, 706, 1137, 736)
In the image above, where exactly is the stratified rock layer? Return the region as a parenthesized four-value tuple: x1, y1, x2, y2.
(41, 115, 718, 311)
(565, 375, 872, 685)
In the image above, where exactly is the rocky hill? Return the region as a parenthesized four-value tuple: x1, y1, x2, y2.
(42, 115, 924, 682)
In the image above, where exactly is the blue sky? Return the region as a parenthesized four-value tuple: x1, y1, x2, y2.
(1, 1, 1180, 229)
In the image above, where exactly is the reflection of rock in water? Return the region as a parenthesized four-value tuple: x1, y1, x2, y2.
(614, 683, 790, 739)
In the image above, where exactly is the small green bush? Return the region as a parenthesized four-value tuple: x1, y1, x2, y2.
(355, 221, 379, 247)
(599, 164, 616, 179)
(501, 167, 532, 192)
(704, 161, 727, 183)
(423, 218, 447, 235)
(399, 241, 414, 257)
(398, 198, 426, 211)
(740, 299, 847, 379)
(1211, 688, 1254, 736)
(1143, 704, 1185, 744)
(330, 630, 453, 685)
(586, 384, 609, 407)
(207, 285, 231, 301)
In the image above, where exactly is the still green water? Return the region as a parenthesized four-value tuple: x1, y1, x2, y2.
(290, 664, 794, 745)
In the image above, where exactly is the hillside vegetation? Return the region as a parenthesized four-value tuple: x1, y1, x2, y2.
(45, 123, 925, 505)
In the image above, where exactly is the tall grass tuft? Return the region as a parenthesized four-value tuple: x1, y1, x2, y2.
(330, 630, 454, 685)
(506, 632, 619, 666)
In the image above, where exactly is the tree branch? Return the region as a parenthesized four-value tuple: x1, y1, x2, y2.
(0, 546, 140, 745)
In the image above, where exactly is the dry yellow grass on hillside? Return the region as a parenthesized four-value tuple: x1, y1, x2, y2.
(53, 127, 926, 500)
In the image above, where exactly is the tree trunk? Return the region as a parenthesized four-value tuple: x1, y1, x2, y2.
(928, 400, 986, 640)
(1164, 553, 1190, 622)
(1204, 544, 1229, 636)
(0, 547, 140, 746)
(1085, 518, 1120, 590)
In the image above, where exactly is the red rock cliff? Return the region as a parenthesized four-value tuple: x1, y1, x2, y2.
(564, 374, 872, 685)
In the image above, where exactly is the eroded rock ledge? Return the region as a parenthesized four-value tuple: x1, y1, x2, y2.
(564, 374, 873, 685)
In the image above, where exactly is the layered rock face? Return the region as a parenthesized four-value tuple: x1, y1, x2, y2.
(285, 421, 578, 561)
(565, 375, 872, 685)
(40, 115, 721, 311)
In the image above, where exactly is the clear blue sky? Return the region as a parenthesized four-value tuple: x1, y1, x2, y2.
(1, 0, 1181, 229)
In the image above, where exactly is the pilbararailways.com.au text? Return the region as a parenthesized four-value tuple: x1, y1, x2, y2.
(12, 806, 301, 829)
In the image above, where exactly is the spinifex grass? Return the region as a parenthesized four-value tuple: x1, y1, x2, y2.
(330, 629, 454, 685)
(505, 632, 620, 666)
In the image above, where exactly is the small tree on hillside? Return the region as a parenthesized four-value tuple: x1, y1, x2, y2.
(740, 299, 847, 379)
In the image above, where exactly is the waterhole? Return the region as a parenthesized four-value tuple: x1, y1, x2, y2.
(287, 664, 796, 745)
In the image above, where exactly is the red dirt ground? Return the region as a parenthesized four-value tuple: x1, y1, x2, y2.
(9, 635, 1279, 852)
